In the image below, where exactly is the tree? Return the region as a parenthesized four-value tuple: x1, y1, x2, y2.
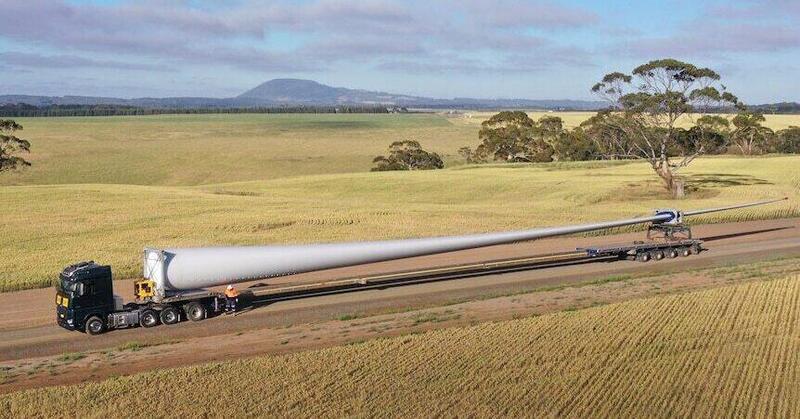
(590, 59, 741, 197)
(678, 115, 730, 155)
(371, 140, 444, 171)
(458, 146, 483, 164)
(580, 112, 637, 160)
(469, 111, 554, 163)
(772, 126, 800, 154)
(551, 128, 600, 161)
(731, 111, 774, 155)
(0, 119, 31, 172)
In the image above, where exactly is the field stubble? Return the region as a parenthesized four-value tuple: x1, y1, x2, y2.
(1, 274, 798, 417)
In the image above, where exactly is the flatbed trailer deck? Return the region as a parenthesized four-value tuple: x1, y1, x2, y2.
(579, 239, 704, 262)
(244, 250, 607, 301)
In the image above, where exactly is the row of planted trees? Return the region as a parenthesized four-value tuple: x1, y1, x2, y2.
(458, 59, 800, 198)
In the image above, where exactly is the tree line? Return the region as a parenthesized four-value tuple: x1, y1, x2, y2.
(0, 104, 391, 117)
(460, 110, 800, 162)
(457, 59, 800, 198)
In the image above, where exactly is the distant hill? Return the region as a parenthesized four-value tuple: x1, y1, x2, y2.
(749, 102, 800, 114)
(0, 79, 606, 111)
(237, 79, 427, 105)
(238, 79, 605, 109)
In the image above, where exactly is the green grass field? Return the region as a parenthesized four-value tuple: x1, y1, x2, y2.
(3, 274, 798, 416)
(1, 113, 798, 291)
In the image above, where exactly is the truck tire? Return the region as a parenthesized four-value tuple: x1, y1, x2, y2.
(680, 247, 692, 257)
(185, 302, 206, 322)
(690, 244, 702, 255)
(160, 306, 180, 325)
(666, 248, 678, 258)
(651, 250, 665, 261)
(636, 251, 651, 262)
(140, 309, 159, 328)
(85, 316, 106, 335)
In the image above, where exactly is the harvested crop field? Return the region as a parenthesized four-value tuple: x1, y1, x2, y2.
(4, 275, 798, 417)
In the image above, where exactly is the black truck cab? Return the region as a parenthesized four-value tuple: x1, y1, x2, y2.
(56, 261, 115, 334)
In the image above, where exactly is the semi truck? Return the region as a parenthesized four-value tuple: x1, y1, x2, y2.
(55, 199, 786, 335)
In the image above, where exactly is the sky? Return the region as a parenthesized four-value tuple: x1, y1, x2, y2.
(0, 0, 798, 103)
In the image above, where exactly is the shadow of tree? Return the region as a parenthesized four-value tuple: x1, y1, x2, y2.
(608, 172, 772, 203)
(685, 173, 773, 188)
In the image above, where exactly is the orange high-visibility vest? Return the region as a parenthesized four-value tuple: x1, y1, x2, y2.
(225, 288, 239, 298)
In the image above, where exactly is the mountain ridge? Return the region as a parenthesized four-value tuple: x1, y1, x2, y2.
(2, 80, 795, 112)
(0, 79, 606, 110)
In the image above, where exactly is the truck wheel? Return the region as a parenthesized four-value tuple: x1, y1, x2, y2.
(185, 302, 206, 322)
(636, 252, 651, 262)
(690, 244, 702, 255)
(666, 248, 678, 258)
(651, 250, 665, 261)
(160, 306, 180, 325)
(140, 309, 159, 328)
(85, 316, 106, 335)
(680, 247, 692, 257)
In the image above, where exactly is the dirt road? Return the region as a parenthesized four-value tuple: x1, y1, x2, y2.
(0, 218, 798, 393)
(1, 218, 797, 363)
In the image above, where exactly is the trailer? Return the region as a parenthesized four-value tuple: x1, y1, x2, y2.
(54, 198, 786, 335)
(580, 239, 703, 262)
(579, 222, 704, 262)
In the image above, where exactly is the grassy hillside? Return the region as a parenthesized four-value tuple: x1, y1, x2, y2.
(3, 275, 798, 417)
(2, 156, 798, 291)
(0, 113, 473, 186)
(3, 112, 798, 186)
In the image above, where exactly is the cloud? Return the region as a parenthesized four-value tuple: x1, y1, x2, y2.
(0, 0, 593, 75)
(301, 37, 426, 61)
(0, 52, 163, 71)
(377, 46, 594, 74)
(613, 1, 800, 60)
(705, 0, 800, 20)
(617, 23, 800, 58)
(458, 0, 599, 29)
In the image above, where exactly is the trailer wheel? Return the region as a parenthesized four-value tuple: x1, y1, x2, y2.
(680, 247, 692, 257)
(651, 250, 665, 261)
(666, 249, 678, 259)
(636, 251, 651, 262)
(185, 302, 206, 322)
(140, 309, 159, 328)
(160, 306, 180, 325)
(85, 316, 106, 335)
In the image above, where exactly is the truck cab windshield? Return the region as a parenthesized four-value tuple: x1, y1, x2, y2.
(59, 279, 83, 295)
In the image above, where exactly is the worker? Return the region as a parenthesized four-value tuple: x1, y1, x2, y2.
(224, 284, 240, 313)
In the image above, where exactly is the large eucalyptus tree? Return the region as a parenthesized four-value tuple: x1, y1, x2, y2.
(589, 59, 742, 197)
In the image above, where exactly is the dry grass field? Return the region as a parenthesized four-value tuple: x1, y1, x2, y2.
(1, 156, 798, 291)
(1, 113, 798, 291)
(0, 113, 472, 186)
(2, 112, 797, 187)
(3, 274, 798, 417)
